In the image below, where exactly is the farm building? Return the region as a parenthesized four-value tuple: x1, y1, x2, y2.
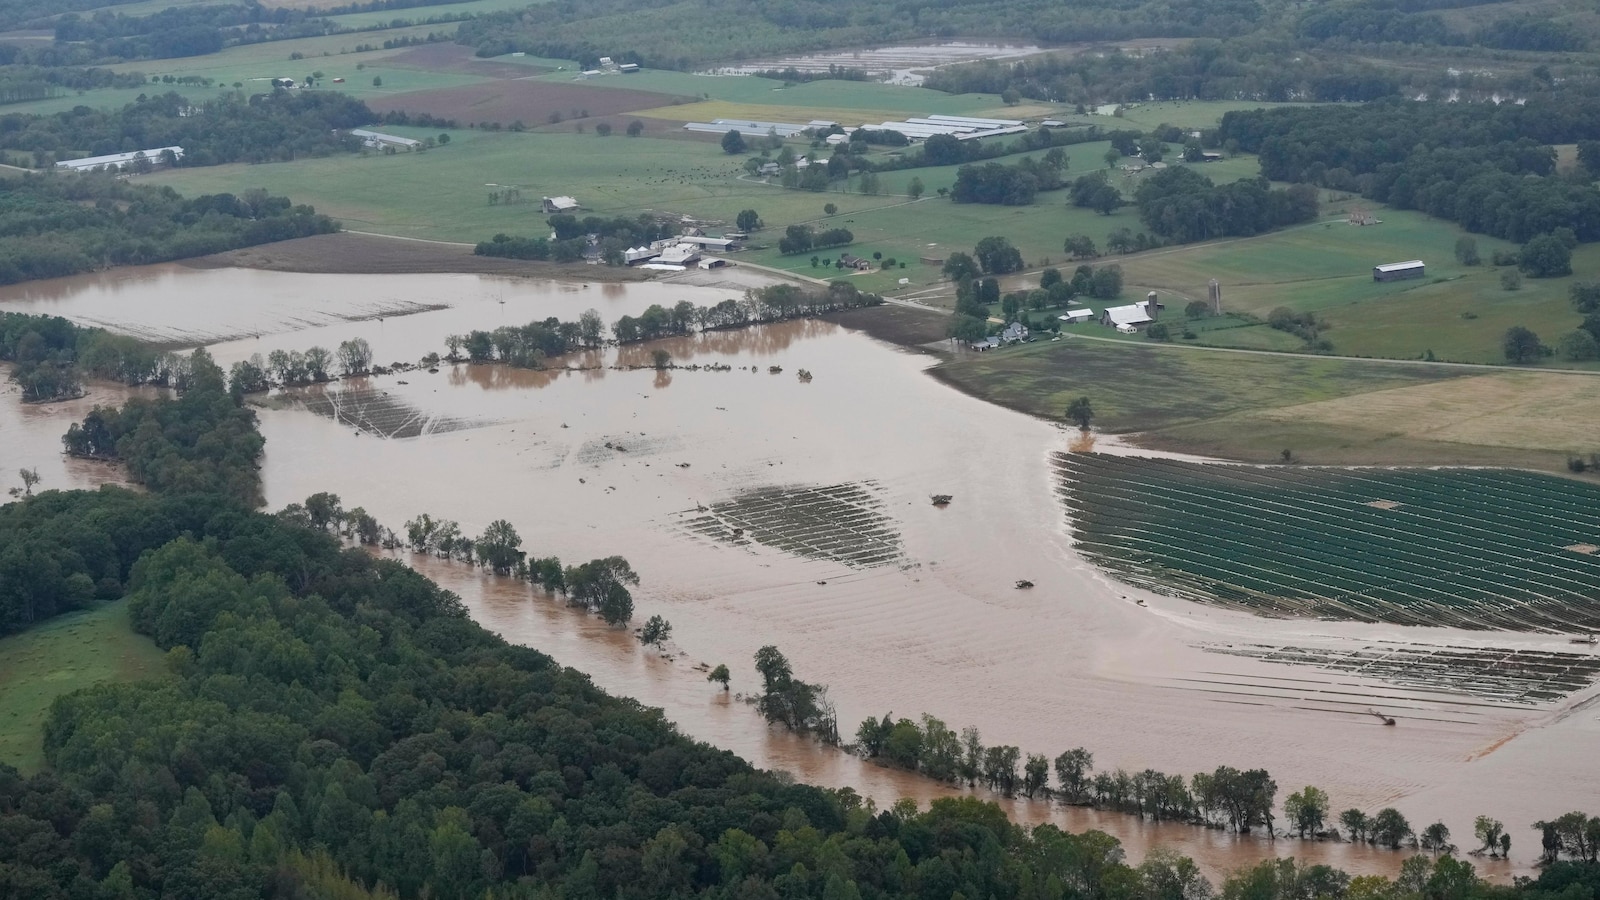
(1374, 259, 1425, 281)
(55, 146, 184, 172)
(1101, 303, 1154, 329)
(619, 63, 640, 73)
(838, 254, 872, 270)
(675, 236, 743, 251)
(624, 246, 658, 264)
(1000, 322, 1029, 343)
(1058, 309, 1094, 323)
(698, 258, 729, 269)
(349, 129, 421, 150)
(272, 77, 297, 89)
(542, 196, 581, 213)
(657, 244, 702, 266)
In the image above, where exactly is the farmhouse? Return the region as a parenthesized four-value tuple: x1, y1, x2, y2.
(838, 254, 872, 270)
(349, 129, 421, 150)
(1000, 322, 1029, 343)
(542, 196, 581, 214)
(1374, 259, 1425, 282)
(55, 146, 184, 172)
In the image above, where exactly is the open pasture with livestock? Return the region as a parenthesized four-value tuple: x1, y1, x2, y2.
(1055, 453, 1600, 631)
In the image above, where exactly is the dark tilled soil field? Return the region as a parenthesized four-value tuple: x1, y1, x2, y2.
(380, 44, 551, 79)
(366, 80, 686, 126)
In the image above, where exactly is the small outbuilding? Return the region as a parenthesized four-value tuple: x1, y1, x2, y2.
(1373, 259, 1425, 282)
(1058, 309, 1094, 323)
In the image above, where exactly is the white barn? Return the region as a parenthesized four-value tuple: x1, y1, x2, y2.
(55, 147, 184, 172)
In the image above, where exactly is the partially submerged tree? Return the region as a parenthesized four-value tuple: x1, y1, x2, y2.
(639, 614, 671, 649)
(1065, 396, 1095, 430)
(707, 663, 730, 690)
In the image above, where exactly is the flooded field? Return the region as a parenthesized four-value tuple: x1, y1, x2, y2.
(2, 263, 1596, 880)
(700, 42, 1045, 85)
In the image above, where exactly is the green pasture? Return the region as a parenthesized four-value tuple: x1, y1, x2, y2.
(1115, 204, 1595, 364)
(931, 334, 1463, 432)
(324, 0, 543, 29)
(0, 600, 167, 774)
(1058, 454, 1600, 632)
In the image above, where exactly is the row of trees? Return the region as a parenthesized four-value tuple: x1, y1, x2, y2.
(951, 155, 1068, 206)
(777, 224, 854, 254)
(447, 284, 882, 370)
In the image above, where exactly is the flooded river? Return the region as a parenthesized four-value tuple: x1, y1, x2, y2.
(4, 263, 1595, 881)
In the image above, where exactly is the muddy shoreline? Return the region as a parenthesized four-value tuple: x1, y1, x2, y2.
(183, 231, 653, 281)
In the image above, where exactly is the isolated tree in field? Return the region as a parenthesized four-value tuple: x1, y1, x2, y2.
(1285, 786, 1331, 839)
(475, 519, 524, 575)
(974, 236, 1024, 274)
(336, 338, 372, 375)
(1474, 816, 1505, 857)
(1503, 325, 1545, 363)
(1454, 236, 1480, 266)
(1340, 809, 1369, 844)
(942, 251, 980, 282)
(625, 119, 643, 137)
(1064, 234, 1098, 260)
(1185, 300, 1212, 319)
(1065, 396, 1094, 430)
(1022, 753, 1051, 798)
(707, 663, 730, 690)
(564, 556, 640, 625)
(1104, 148, 1122, 168)
(639, 615, 671, 649)
(1520, 233, 1573, 278)
(907, 177, 927, 199)
(371, 76, 382, 87)
(823, 202, 837, 216)
(1559, 329, 1599, 361)
(10, 468, 40, 498)
(735, 209, 761, 232)
(303, 346, 332, 382)
(594, 122, 612, 136)
(721, 130, 746, 154)
(1054, 748, 1093, 802)
(1370, 808, 1414, 849)
(1420, 822, 1454, 854)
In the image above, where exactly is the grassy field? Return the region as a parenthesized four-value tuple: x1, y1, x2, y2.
(324, 0, 544, 29)
(1113, 199, 1597, 366)
(1056, 453, 1600, 631)
(0, 600, 167, 774)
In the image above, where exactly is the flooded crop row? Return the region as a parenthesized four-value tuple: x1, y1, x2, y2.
(2, 263, 1595, 881)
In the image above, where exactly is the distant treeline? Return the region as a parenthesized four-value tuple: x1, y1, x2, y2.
(1220, 100, 1600, 243)
(457, 0, 1265, 70)
(924, 40, 1409, 105)
(51, 2, 471, 61)
(1297, 2, 1586, 51)
(448, 282, 882, 367)
(1, 91, 372, 167)
(0, 176, 337, 289)
(0, 65, 147, 107)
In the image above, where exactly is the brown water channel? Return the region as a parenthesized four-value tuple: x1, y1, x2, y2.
(4, 264, 1594, 881)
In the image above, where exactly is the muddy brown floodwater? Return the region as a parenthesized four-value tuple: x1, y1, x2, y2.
(4, 264, 1595, 882)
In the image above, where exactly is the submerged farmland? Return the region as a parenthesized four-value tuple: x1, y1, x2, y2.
(1055, 454, 1600, 632)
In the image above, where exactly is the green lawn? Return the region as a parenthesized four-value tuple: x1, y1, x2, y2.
(0, 600, 167, 774)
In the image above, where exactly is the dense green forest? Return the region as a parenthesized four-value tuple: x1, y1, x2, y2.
(0, 90, 376, 167)
(456, 0, 1265, 70)
(1217, 101, 1600, 244)
(0, 175, 337, 288)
